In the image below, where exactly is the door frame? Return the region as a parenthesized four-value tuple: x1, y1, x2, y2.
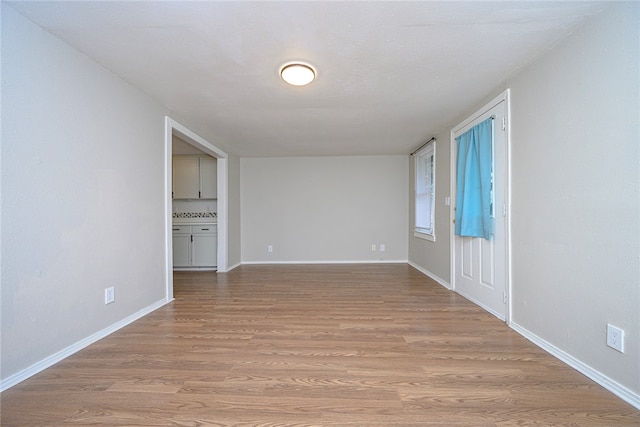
(164, 117, 229, 301)
(449, 89, 512, 323)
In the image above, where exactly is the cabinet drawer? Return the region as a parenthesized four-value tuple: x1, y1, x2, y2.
(172, 225, 191, 234)
(192, 225, 216, 234)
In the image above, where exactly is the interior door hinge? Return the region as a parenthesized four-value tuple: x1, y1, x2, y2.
(502, 117, 506, 131)
(503, 290, 508, 304)
(502, 203, 507, 217)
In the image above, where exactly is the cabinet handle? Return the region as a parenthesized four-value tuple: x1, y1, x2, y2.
(191, 235, 193, 242)
(199, 191, 201, 198)
(201, 228, 209, 231)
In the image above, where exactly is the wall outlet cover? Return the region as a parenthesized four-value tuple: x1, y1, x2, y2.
(606, 324, 624, 353)
(104, 287, 115, 305)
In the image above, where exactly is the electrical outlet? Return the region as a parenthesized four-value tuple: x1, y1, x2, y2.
(104, 287, 115, 305)
(371, 244, 376, 251)
(267, 245, 273, 253)
(380, 244, 386, 252)
(606, 324, 624, 353)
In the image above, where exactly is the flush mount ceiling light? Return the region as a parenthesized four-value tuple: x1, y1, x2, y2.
(280, 62, 316, 86)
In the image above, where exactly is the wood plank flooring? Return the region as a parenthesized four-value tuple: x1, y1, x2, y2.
(2, 264, 639, 426)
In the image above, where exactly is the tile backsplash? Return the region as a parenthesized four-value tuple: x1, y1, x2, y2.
(173, 212, 217, 219)
(173, 199, 217, 218)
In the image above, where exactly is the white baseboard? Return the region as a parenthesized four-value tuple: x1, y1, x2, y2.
(510, 321, 640, 410)
(241, 259, 409, 265)
(408, 261, 451, 289)
(0, 297, 171, 392)
(224, 261, 242, 272)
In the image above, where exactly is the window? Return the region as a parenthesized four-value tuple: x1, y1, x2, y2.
(414, 140, 435, 241)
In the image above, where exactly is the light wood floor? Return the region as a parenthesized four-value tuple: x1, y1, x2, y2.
(2, 264, 639, 426)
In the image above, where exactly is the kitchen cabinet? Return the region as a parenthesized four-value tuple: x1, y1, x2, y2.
(172, 226, 191, 267)
(172, 156, 217, 199)
(192, 225, 217, 266)
(172, 157, 199, 199)
(199, 157, 217, 199)
(172, 224, 217, 268)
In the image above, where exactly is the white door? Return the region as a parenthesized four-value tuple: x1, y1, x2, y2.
(452, 92, 509, 321)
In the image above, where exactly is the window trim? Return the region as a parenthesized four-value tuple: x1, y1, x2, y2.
(414, 140, 436, 242)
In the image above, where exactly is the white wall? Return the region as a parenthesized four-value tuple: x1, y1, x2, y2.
(508, 3, 639, 396)
(1, 5, 170, 383)
(409, 2, 639, 400)
(241, 156, 408, 263)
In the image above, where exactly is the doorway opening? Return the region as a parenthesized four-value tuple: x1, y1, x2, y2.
(164, 117, 228, 301)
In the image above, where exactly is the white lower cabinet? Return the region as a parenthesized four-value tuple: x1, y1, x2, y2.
(192, 225, 217, 267)
(172, 224, 217, 268)
(172, 233, 191, 267)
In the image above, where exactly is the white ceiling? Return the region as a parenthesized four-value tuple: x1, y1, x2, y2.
(8, 1, 609, 157)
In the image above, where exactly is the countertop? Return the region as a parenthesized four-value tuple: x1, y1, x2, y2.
(173, 219, 217, 225)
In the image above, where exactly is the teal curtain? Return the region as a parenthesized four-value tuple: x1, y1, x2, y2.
(455, 118, 494, 240)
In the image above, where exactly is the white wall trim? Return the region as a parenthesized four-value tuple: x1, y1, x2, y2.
(241, 260, 408, 265)
(164, 118, 175, 300)
(408, 261, 451, 290)
(0, 297, 172, 392)
(227, 261, 242, 271)
(510, 321, 640, 410)
(413, 231, 436, 242)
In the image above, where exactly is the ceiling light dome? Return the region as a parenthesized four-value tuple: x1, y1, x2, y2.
(280, 62, 316, 86)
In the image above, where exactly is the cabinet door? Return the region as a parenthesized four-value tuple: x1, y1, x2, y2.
(173, 157, 199, 199)
(192, 234, 217, 267)
(172, 233, 191, 267)
(199, 157, 217, 199)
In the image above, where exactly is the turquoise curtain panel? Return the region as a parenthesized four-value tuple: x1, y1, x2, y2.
(455, 118, 494, 240)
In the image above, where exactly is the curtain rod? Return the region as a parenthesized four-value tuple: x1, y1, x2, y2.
(410, 137, 436, 156)
(410, 115, 493, 156)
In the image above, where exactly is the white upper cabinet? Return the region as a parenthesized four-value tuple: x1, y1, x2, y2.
(172, 156, 217, 199)
(172, 157, 199, 199)
(199, 156, 217, 199)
